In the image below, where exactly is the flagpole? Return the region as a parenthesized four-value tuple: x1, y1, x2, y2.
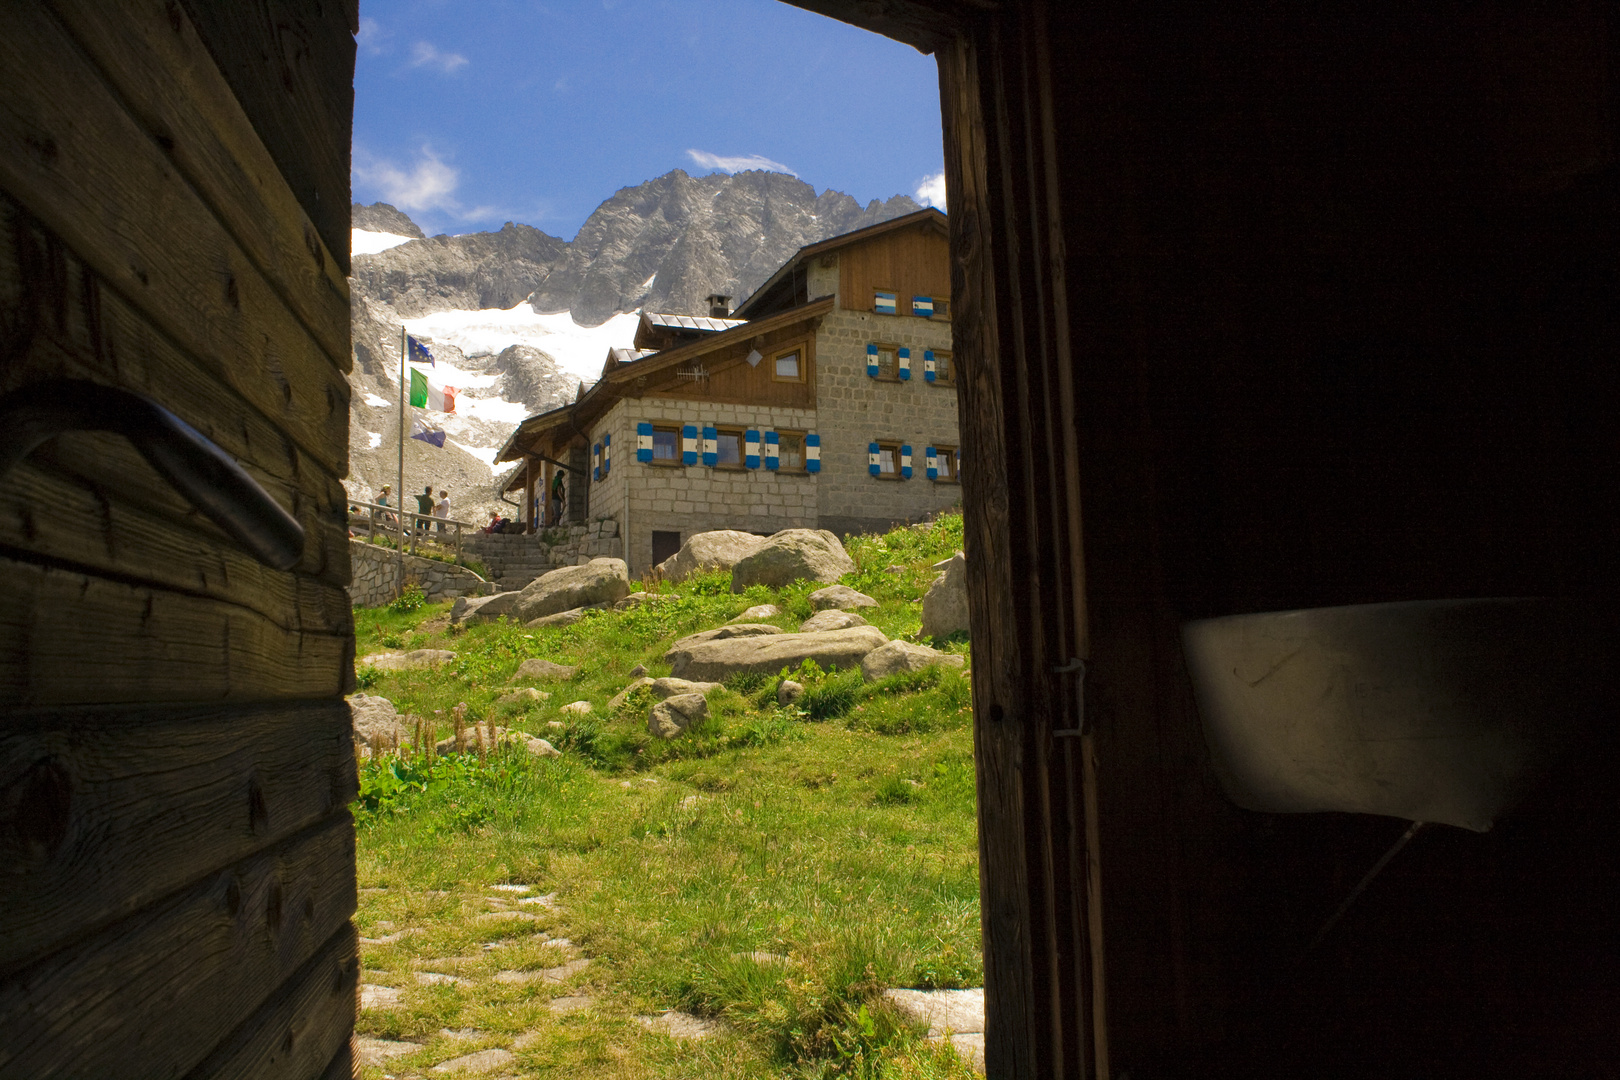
(397, 326, 406, 594)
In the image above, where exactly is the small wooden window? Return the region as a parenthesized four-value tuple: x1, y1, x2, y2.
(933, 298, 951, 320)
(777, 430, 806, 472)
(874, 346, 901, 382)
(773, 349, 803, 382)
(932, 350, 956, 386)
(650, 425, 680, 464)
(714, 426, 744, 468)
(876, 441, 901, 478)
(935, 443, 959, 482)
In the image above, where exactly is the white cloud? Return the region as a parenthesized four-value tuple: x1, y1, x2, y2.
(356, 17, 387, 55)
(353, 147, 461, 214)
(915, 171, 947, 211)
(410, 41, 469, 74)
(686, 150, 796, 176)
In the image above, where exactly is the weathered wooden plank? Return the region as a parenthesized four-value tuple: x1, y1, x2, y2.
(0, 556, 353, 707)
(315, 1041, 358, 1080)
(178, 0, 356, 275)
(186, 924, 359, 1080)
(2, 446, 353, 630)
(0, 201, 349, 493)
(0, 702, 357, 971)
(46, 0, 350, 373)
(0, 4, 351, 469)
(0, 813, 357, 1079)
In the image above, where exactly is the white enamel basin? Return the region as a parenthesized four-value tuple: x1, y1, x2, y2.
(1181, 598, 1613, 831)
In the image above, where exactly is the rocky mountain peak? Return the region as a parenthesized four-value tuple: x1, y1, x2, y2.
(351, 202, 426, 238)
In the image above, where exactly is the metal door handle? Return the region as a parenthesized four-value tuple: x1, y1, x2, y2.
(0, 379, 305, 570)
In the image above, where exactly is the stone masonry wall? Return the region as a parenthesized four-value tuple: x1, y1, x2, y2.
(596, 397, 820, 577)
(349, 539, 496, 608)
(461, 522, 623, 591)
(813, 308, 962, 536)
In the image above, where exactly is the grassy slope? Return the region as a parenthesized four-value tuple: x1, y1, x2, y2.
(353, 515, 980, 1079)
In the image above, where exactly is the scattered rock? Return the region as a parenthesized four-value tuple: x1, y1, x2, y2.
(513, 658, 577, 681)
(449, 591, 520, 626)
(920, 552, 969, 641)
(885, 564, 908, 574)
(496, 687, 550, 705)
(670, 626, 890, 682)
(489, 883, 531, 893)
(861, 640, 966, 682)
(730, 529, 856, 591)
(359, 928, 420, 945)
(628, 663, 648, 678)
(937, 1032, 985, 1073)
(798, 610, 870, 633)
(525, 607, 586, 628)
(657, 530, 767, 582)
(638, 1011, 727, 1040)
(777, 679, 805, 706)
(547, 995, 593, 1014)
(348, 693, 409, 752)
(809, 584, 879, 611)
(614, 591, 650, 611)
(732, 603, 781, 622)
(546, 720, 565, 730)
(439, 1027, 483, 1040)
(512, 558, 631, 622)
(430, 1048, 516, 1074)
(358, 649, 456, 672)
(648, 693, 709, 739)
(356, 1037, 418, 1066)
(415, 971, 470, 987)
(883, 987, 985, 1038)
(361, 984, 404, 1010)
(518, 893, 560, 908)
(735, 951, 792, 966)
(543, 958, 591, 983)
(664, 624, 784, 669)
(527, 737, 561, 757)
(476, 911, 541, 924)
(606, 677, 653, 711)
(433, 724, 549, 755)
(559, 700, 592, 716)
(610, 675, 722, 711)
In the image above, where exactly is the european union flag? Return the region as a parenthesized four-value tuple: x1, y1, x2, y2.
(407, 334, 434, 367)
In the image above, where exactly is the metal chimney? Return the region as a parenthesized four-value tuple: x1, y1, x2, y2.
(706, 294, 732, 318)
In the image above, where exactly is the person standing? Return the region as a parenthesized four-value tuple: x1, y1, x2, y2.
(374, 485, 396, 528)
(434, 489, 450, 534)
(414, 485, 434, 536)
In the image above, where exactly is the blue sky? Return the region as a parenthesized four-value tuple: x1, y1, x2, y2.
(352, 1, 947, 239)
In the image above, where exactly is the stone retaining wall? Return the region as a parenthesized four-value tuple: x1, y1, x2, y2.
(349, 539, 496, 608)
(460, 521, 623, 591)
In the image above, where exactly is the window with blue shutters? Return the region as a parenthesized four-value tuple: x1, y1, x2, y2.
(934, 443, 959, 482)
(805, 432, 821, 472)
(900, 444, 913, 478)
(637, 421, 654, 462)
(682, 424, 698, 465)
(868, 442, 881, 476)
(866, 343, 879, 378)
(869, 344, 900, 381)
(744, 429, 761, 469)
(871, 441, 901, 478)
(912, 296, 934, 318)
(926, 446, 939, 479)
(874, 290, 897, 315)
(764, 429, 780, 470)
(602, 433, 611, 476)
(924, 350, 937, 383)
(591, 441, 601, 481)
(701, 425, 718, 467)
(898, 348, 912, 380)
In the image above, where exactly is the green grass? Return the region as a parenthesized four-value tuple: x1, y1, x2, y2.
(352, 514, 979, 1079)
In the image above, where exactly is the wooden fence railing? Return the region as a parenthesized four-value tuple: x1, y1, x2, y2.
(346, 499, 475, 561)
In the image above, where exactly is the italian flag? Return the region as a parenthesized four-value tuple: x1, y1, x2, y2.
(409, 367, 455, 412)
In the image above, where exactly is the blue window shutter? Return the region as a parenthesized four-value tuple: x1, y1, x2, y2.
(924, 350, 937, 383)
(744, 429, 760, 469)
(603, 433, 611, 475)
(874, 291, 897, 315)
(868, 442, 881, 476)
(926, 447, 939, 479)
(682, 424, 698, 465)
(637, 421, 653, 462)
(702, 425, 718, 466)
(592, 441, 601, 481)
(898, 347, 911, 380)
(764, 429, 779, 470)
(806, 432, 821, 473)
(912, 296, 933, 318)
(866, 343, 879, 378)
(900, 444, 913, 478)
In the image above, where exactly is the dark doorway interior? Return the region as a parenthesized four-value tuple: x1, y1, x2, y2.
(651, 530, 681, 567)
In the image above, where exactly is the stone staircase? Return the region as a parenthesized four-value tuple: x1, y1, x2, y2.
(462, 520, 623, 591)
